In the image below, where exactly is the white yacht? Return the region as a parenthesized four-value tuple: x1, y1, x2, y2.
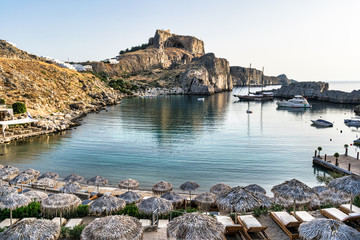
(276, 95, 311, 108)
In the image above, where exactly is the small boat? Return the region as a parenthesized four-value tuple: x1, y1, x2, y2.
(344, 117, 360, 127)
(311, 119, 333, 127)
(197, 98, 205, 101)
(354, 138, 360, 145)
(246, 110, 253, 114)
(276, 95, 311, 108)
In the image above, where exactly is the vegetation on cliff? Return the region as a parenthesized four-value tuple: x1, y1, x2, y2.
(119, 43, 151, 55)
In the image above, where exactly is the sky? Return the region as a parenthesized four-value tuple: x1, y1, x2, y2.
(0, 0, 359, 81)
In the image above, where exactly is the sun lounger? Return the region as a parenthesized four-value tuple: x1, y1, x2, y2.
(237, 215, 270, 240)
(19, 188, 31, 194)
(0, 218, 19, 228)
(82, 199, 92, 205)
(103, 192, 112, 196)
(140, 219, 151, 228)
(52, 217, 67, 226)
(270, 212, 300, 240)
(21, 218, 37, 221)
(215, 215, 243, 234)
(65, 218, 83, 229)
(321, 208, 360, 222)
(158, 219, 169, 228)
(340, 204, 360, 214)
(290, 211, 315, 222)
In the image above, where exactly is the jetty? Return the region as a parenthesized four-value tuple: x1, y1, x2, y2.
(313, 151, 360, 176)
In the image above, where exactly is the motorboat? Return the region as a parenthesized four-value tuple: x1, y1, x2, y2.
(276, 95, 311, 108)
(197, 98, 205, 101)
(344, 117, 360, 127)
(354, 138, 360, 145)
(311, 119, 333, 127)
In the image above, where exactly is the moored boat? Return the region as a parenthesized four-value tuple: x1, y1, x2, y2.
(354, 138, 360, 145)
(311, 119, 333, 127)
(344, 117, 360, 127)
(276, 95, 311, 108)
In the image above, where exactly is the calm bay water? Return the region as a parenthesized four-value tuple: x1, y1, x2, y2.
(1, 82, 360, 193)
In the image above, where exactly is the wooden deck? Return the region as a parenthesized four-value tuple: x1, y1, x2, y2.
(313, 154, 360, 176)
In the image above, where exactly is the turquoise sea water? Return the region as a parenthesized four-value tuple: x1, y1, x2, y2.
(1, 82, 360, 193)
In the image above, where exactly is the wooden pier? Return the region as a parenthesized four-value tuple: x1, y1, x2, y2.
(313, 152, 360, 176)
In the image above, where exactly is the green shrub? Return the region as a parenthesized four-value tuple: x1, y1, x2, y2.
(12, 102, 27, 114)
(117, 203, 140, 218)
(119, 43, 150, 55)
(354, 196, 360, 208)
(0, 201, 41, 221)
(0, 227, 5, 232)
(64, 205, 89, 218)
(0, 99, 5, 105)
(253, 207, 262, 217)
(69, 225, 85, 240)
(270, 204, 284, 212)
(319, 203, 334, 209)
(60, 226, 71, 238)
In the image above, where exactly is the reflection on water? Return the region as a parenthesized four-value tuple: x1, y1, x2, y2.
(0, 86, 359, 192)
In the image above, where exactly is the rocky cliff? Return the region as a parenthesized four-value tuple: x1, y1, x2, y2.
(274, 81, 360, 104)
(230, 66, 291, 86)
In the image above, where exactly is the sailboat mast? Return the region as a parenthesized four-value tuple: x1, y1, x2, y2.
(261, 67, 264, 92)
(248, 64, 251, 94)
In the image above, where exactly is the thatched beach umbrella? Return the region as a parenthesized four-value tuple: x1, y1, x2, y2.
(167, 212, 225, 240)
(318, 189, 351, 207)
(0, 164, 3, 169)
(42, 193, 81, 226)
(21, 168, 40, 179)
(0, 165, 19, 185)
(245, 184, 267, 195)
(24, 190, 48, 202)
(312, 186, 329, 194)
(64, 173, 84, 183)
(89, 195, 126, 216)
(0, 186, 17, 197)
(87, 176, 108, 193)
(38, 171, 59, 180)
(195, 192, 216, 211)
(152, 181, 173, 195)
(216, 186, 266, 213)
(137, 197, 173, 215)
(0, 192, 31, 225)
(33, 177, 58, 193)
(60, 182, 82, 193)
(9, 173, 34, 192)
(180, 181, 200, 201)
(210, 183, 231, 195)
(161, 191, 185, 208)
(271, 179, 315, 217)
(328, 175, 360, 212)
(81, 215, 143, 240)
(119, 191, 142, 204)
(118, 178, 139, 191)
(299, 219, 360, 240)
(0, 218, 60, 240)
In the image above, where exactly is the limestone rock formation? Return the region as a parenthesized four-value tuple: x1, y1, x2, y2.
(230, 66, 291, 86)
(274, 81, 329, 98)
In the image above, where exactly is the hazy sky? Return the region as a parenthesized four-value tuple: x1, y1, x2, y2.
(1, 0, 359, 81)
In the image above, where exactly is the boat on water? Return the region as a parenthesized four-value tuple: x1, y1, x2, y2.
(276, 95, 311, 108)
(311, 119, 333, 127)
(233, 66, 274, 101)
(344, 117, 360, 127)
(354, 138, 360, 145)
(197, 98, 205, 101)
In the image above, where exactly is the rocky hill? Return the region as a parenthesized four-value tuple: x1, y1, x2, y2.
(230, 66, 291, 86)
(0, 40, 121, 116)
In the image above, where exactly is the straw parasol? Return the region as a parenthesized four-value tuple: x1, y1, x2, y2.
(81, 215, 143, 240)
(33, 177, 58, 193)
(161, 191, 185, 208)
(60, 182, 82, 193)
(245, 184, 267, 195)
(152, 181, 173, 195)
(271, 179, 315, 218)
(38, 171, 59, 180)
(312, 186, 329, 194)
(137, 197, 173, 215)
(167, 212, 225, 240)
(0, 218, 60, 240)
(42, 193, 81, 226)
(24, 190, 48, 202)
(64, 173, 84, 183)
(118, 178, 139, 191)
(119, 191, 142, 204)
(0, 192, 31, 225)
(179, 181, 200, 201)
(0, 164, 3, 169)
(210, 183, 231, 195)
(328, 175, 360, 212)
(87, 176, 108, 193)
(195, 192, 216, 211)
(216, 186, 266, 213)
(21, 168, 40, 179)
(0, 186, 17, 197)
(9, 173, 34, 192)
(0, 165, 19, 185)
(318, 189, 351, 207)
(299, 218, 360, 239)
(89, 195, 126, 216)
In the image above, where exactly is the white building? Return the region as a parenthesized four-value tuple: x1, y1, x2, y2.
(72, 64, 86, 72)
(84, 65, 93, 71)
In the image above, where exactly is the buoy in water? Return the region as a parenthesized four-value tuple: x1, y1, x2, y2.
(246, 110, 253, 114)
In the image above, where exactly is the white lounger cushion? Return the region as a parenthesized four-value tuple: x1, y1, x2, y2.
(323, 208, 348, 221)
(273, 212, 298, 226)
(0, 218, 19, 228)
(341, 204, 360, 214)
(65, 218, 83, 229)
(292, 211, 315, 222)
(52, 217, 67, 226)
(215, 215, 235, 226)
(239, 215, 262, 228)
(140, 219, 151, 227)
(158, 219, 169, 228)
